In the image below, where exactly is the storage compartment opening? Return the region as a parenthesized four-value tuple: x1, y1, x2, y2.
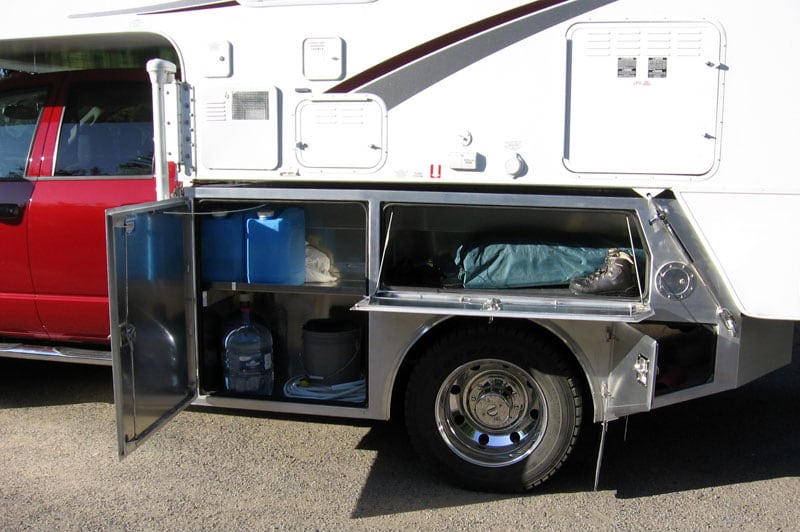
(635, 323, 717, 396)
(200, 291, 367, 405)
(379, 203, 648, 298)
(196, 198, 369, 406)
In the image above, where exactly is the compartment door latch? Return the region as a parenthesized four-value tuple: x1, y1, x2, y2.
(482, 297, 503, 311)
(634, 354, 650, 386)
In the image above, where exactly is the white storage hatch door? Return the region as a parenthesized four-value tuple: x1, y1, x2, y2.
(295, 95, 387, 171)
(565, 22, 724, 176)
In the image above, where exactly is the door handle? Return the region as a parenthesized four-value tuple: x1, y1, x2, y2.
(0, 203, 21, 221)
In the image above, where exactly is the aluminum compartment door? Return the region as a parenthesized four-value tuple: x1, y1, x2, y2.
(353, 291, 652, 322)
(603, 322, 657, 420)
(107, 198, 197, 458)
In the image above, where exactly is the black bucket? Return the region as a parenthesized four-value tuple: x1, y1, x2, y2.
(301, 319, 361, 384)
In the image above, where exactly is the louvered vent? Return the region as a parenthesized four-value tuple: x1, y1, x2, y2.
(580, 28, 706, 58)
(205, 101, 226, 122)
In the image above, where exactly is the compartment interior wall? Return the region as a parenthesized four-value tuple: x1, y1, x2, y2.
(304, 201, 368, 280)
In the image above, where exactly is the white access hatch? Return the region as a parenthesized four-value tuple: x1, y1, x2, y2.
(564, 22, 724, 176)
(199, 86, 280, 171)
(295, 95, 387, 171)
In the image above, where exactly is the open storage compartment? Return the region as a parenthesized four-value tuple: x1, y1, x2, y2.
(196, 199, 369, 406)
(361, 202, 652, 321)
(635, 322, 717, 396)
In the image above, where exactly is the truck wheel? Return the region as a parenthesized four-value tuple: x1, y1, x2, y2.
(404, 323, 582, 492)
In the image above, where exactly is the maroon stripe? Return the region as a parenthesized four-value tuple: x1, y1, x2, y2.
(145, 1, 239, 14)
(328, 0, 571, 93)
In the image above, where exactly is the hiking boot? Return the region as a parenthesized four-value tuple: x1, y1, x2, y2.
(569, 248, 637, 296)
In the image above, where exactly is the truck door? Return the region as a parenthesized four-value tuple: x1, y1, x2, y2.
(0, 80, 53, 339)
(107, 198, 196, 458)
(27, 71, 156, 343)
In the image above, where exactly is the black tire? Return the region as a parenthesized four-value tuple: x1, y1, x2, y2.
(404, 322, 583, 492)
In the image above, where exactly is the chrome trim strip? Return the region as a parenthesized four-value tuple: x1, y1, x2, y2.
(0, 343, 112, 366)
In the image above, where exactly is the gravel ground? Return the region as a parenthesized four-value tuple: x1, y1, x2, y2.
(1, 325, 799, 530)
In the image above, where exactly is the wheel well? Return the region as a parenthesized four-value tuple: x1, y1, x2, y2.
(389, 316, 592, 424)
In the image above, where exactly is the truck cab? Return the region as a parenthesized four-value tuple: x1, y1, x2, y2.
(0, 68, 156, 363)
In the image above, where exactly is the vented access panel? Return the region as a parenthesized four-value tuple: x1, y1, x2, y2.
(564, 22, 724, 176)
(295, 96, 386, 171)
(200, 87, 280, 171)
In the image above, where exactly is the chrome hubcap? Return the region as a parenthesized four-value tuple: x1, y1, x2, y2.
(435, 359, 546, 467)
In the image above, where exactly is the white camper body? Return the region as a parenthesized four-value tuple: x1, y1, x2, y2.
(4, 0, 797, 491)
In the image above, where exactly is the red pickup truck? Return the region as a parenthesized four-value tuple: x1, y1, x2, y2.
(0, 69, 156, 364)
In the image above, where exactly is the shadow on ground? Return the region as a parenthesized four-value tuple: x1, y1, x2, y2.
(0, 358, 112, 407)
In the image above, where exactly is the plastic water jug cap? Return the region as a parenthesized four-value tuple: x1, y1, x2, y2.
(257, 208, 276, 218)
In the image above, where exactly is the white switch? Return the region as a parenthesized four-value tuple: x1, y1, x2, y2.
(449, 151, 478, 171)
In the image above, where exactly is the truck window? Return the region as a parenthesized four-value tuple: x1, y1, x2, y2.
(54, 81, 153, 176)
(0, 87, 48, 179)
